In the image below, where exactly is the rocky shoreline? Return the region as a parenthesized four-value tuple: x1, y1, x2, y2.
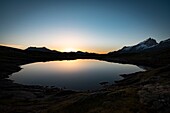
(0, 60, 170, 113)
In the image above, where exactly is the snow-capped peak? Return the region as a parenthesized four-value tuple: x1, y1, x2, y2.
(108, 38, 170, 54)
(138, 38, 158, 46)
(118, 38, 158, 53)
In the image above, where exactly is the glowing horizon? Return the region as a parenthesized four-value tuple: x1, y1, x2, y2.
(0, 43, 116, 54)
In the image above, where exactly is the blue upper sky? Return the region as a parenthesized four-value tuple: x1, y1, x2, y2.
(0, 0, 170, 53)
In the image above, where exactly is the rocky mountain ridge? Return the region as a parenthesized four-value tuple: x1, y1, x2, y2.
(109, 38, 170, 54)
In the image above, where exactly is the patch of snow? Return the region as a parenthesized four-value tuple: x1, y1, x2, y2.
(122, 46, 132, 51)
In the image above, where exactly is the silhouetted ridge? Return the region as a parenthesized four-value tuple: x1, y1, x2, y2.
(26, 47, 53, 52)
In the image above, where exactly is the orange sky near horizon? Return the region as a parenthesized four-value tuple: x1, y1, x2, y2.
(0, 43, 117, 54)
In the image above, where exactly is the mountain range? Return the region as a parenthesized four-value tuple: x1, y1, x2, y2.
(25, 38, 170, 55)
(109, 38, 170, 54)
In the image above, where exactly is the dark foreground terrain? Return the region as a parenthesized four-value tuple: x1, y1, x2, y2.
(0, 45, 170, 113)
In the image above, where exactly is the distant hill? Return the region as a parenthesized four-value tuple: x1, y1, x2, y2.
(25, 47, 94, 55)
(25, 47, 61, 53)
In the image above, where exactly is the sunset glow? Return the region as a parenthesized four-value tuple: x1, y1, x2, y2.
(63, 48, 77, 52)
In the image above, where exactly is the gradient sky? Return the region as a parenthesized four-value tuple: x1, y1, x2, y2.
(0, 0, 170, 53)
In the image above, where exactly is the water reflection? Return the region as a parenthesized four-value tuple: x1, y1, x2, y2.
(9, 59, 144, 90)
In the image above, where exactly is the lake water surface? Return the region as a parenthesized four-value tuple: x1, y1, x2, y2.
(9, 59, 144, 90)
